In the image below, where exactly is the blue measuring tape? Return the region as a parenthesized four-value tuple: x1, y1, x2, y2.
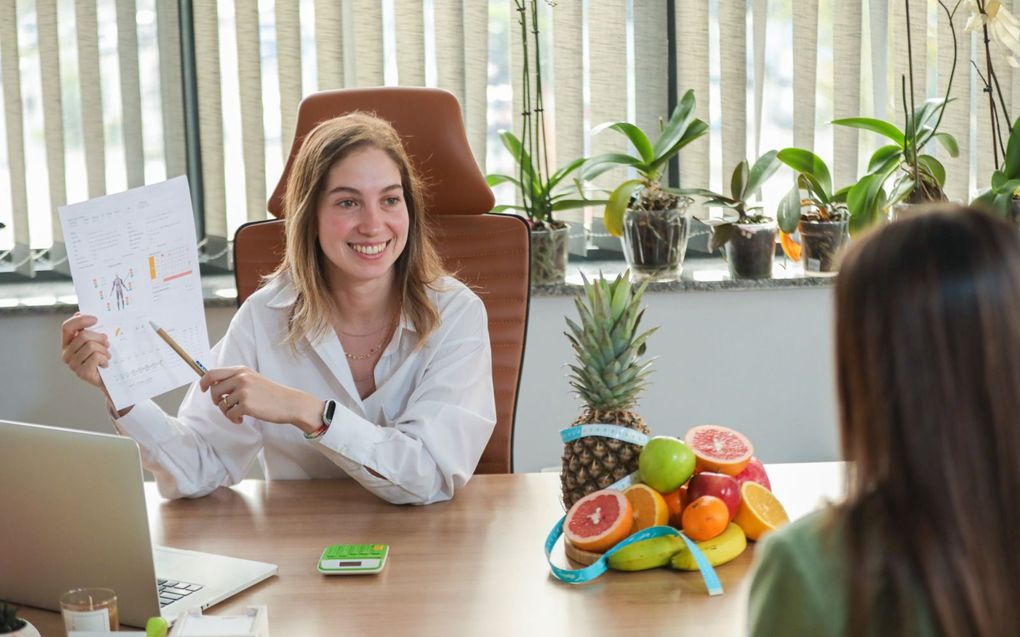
(560, 423, 651, 447)
(548, 425, 723, 595)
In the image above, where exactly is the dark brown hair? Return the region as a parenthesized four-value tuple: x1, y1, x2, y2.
(835, 205, 1020, 636)
(273, 112, 445, 346)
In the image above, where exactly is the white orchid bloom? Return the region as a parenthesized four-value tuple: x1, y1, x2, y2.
(967, 0, 1020, 67)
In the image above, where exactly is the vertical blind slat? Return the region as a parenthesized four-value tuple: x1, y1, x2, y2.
(236, 0, 266, 222)
(194, 0, 227, 238)
(719, 1, 747, 180)
(633, 2, 668, 144)
(435, 0, 466, 110)
(792, 0, 818, 152)
(76, 0, 107, 198)
(832, 1, 862, 187)
(117, 0, 145, 188)
(870, 0, 889, 121)
(552, 0, 584, 225)
(676, 0, 710, 201)
(462, 2, 488, 169)
(157, 0, 186, 178)
(1, 0, 33, 275)
(395, 0, 425, 86)
(350, 0, 384, 86)
(588, 2, 628, 192)
(752, 0, 768, 156)
(315, 0, 344, 89)
(37, 0, 67, 246)
(938, 5, 969, 201)
(276, 0, 303, 160)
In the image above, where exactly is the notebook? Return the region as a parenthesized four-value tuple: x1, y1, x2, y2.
(0, 419, 278, 627)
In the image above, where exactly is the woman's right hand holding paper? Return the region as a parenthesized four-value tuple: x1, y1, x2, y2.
(61, 312, 111, 394)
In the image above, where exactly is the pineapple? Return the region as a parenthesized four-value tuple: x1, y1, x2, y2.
(561, 272, 657, 509)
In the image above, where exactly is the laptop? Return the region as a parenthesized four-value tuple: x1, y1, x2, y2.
(0, 420, 278, 627)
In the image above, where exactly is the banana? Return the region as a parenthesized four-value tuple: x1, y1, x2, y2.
(670, 523, 747, 571)
(607, 535, 686, 571)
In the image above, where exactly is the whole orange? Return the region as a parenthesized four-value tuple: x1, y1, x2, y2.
(681, 495, 730, 541)
(662, 485, 689, 528)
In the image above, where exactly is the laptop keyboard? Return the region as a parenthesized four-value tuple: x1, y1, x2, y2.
(157, 578, 204, 607)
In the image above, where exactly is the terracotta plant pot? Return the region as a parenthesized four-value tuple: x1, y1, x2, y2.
(724, 221, 777, 280)
(621, 207, 690, 282)
(529, 223, 570, 286)
(798, 218, 848, 274)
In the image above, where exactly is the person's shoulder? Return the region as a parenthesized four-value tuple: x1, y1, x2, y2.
(427, 276, 485, 314)
(757, 507, 846, 579)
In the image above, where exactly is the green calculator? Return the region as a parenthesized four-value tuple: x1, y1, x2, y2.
(317, 543, 389, 575)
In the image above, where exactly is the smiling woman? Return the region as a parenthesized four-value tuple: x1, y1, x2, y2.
(58, 113, 498, 506)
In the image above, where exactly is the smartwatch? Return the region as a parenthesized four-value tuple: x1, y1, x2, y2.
(305, 399, 336, 439)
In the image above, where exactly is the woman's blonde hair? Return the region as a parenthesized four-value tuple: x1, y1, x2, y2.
(273, 112, 445, 346)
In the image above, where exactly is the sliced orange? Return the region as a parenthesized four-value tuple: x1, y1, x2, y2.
(733, 481, 790, 541)
(624, 483, 670, 532)
(779, 230, 802, 261)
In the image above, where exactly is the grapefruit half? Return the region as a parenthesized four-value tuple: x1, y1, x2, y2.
(685, 425, 754, 476)
(563, 489, 634, 553)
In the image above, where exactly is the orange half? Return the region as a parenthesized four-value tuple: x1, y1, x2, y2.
(733, 481, 790, 541)
(624, 483, 670, 532)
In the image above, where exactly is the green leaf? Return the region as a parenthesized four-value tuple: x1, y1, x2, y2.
(777, 148, 833, 199)
(917, 155, 946, 187)
(993, 191, 1015, 219)
(651, 89, 698, 158)
(992, 170, 1007, 190)
(744, 150, 782, 199)
(709, 223, 736, 252)
(486, 173, 520, 188)
(581, 153, 647, 180)
(930, 132, 960, 158)
(1005, 117, 1020, 178)
(847, 173, 887, 235)
(972, 187, 995, 210)
(868, 145, 903, 173)
(798, 174, 831, 205)
(603, 179, 646, 237)
(831, 117, 906, 146)
(888, 175, 916, 206)
(550, 198, 597, 211)
(730, 160, 750, 201)
(548, 157, 586, 191)
(651, 119, 709, 171)
(593, 122, 655, 165)
(777, 184, 803, 233)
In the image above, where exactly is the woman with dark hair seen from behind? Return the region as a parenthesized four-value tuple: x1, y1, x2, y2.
(748, 204, 1020, 636)
(59, 112, 496, 505)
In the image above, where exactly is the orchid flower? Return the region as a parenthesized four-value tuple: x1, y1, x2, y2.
(966, 0, 1020, 67)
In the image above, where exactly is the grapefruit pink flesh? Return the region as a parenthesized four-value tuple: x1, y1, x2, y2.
(685, 425, 754, 476)
(564, 490, 634, 553)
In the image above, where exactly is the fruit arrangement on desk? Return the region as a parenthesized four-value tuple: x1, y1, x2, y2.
(562, 425, 789, 572)
(557, 273, 788, 575)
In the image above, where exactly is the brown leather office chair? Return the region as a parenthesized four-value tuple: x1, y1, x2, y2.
(233, 87, 530, 474)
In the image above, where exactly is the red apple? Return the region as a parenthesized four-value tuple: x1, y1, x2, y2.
(685, 472, 740, 519)
(734, 457, 771, 491)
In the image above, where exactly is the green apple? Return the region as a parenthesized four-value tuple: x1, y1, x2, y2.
(639, 436, 696, 493)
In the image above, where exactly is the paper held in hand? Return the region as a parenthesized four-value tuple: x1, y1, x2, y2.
(58, 176, 212, 410)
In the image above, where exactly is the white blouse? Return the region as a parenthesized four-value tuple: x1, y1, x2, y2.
(113, 274, 497, 505)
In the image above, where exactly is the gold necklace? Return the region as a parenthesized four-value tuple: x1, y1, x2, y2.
(342, 320, 397, 360)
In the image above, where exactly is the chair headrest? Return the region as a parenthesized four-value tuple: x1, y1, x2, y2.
(268, 87, 494, 218)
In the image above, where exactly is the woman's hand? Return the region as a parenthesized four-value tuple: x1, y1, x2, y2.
(61, 313, 111, 392)
(200, 366, 323, 433)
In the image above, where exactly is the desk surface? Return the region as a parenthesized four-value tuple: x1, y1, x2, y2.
(22, 462, 844, 637)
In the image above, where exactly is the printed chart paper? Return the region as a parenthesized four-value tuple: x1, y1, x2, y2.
(59, 176, 211, 409)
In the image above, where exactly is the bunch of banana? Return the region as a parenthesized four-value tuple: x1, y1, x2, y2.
(670, 523, 747, 571)
(606, 535, 685, 571)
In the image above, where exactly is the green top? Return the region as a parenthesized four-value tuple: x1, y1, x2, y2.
(746, 509, 938, 637)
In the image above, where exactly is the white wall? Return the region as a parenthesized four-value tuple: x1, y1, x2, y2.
(0, 286, 839, 474)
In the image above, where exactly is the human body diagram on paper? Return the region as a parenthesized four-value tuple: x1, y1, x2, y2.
(59, 176, 211, 410)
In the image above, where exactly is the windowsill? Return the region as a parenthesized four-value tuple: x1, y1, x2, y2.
(0, 258, 833, 316)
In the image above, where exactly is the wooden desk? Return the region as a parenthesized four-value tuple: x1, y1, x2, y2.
(21, 462, 844, 637)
